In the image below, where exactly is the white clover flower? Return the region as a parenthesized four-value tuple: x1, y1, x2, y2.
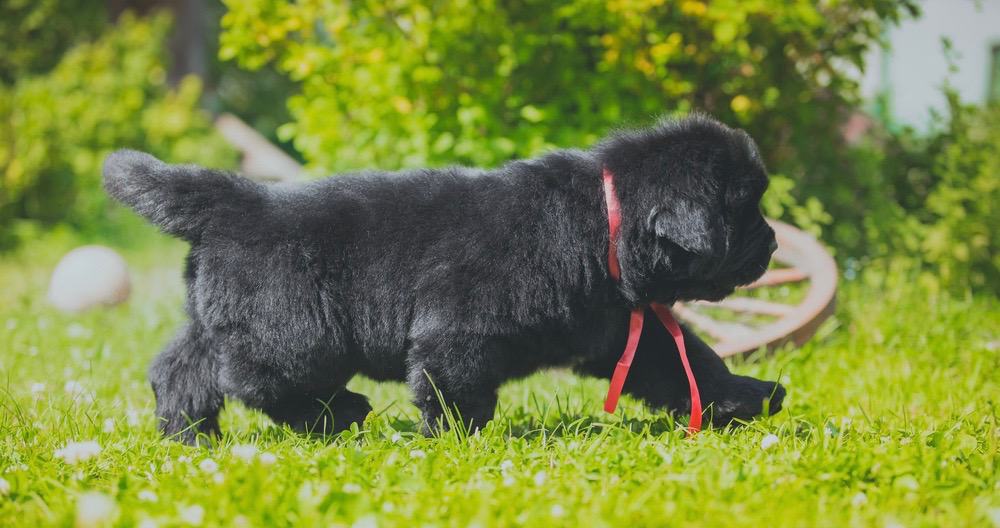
(138, 490, 158, 502)
(499, 459, 514, 472)
(0, 477, 10, 496)
(760, 434, 780, 450)
(198, 458, 218, 473)
(550, 504, 566, 518)
(30, 382, 46, 397)
(390, 432, 402, 443)
(343, 483, 362, 494)
(138, 518, 159, 528)
(126, 408, 141, 427)
(55, 440, 101, 464)
(75, 492, 116, 528)
(179, 504, 205, 525)
(64, 380, 95, 403)
(851, 492, 868, 507)
(212, 473, 225, 485)
(409, 449, 426, 459)
(382, 502, 396, 513)
(102, 418, 115, 433)
(258, 452, 277, 466)
(231, 444, 258, 462)
(177, 455, 192, 464)
(502, 475, 516, 487)
(533, 470, 547, 486)
(66, 323, 91, 339)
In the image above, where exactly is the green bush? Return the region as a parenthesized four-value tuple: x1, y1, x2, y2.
(0, 13, 236, 246)
(218, 0, 913, 176)
(865, 96, 999, 292)
(0, 0, 106, 84)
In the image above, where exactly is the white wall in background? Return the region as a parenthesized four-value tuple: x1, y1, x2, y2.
(859, 0, 1000, 129)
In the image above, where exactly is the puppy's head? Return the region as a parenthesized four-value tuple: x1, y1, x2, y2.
(598, 115, 776, 303)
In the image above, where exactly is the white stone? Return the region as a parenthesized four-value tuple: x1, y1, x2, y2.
(48, 246, 130, 312)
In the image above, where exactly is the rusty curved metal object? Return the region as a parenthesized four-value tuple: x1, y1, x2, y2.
(674, 219, 838, 358)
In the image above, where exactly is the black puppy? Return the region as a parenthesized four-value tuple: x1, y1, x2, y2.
(104, 114, 785, 443)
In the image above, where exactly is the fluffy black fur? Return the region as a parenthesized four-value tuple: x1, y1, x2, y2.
(104, 115, 785, 443)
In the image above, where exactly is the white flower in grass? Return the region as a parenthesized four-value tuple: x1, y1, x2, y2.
(102, 418, 115, 433)
(64, 380, 95, 403)
(212, 473, 225, 485)
(760, 434, 780, 450)
(352, 515, 378, 528)
(231, 444, 258, 462)
(30, 382, 46, 397)
(409, 449, 426, 460)
(258, 452, 277, 466)
(382, 502, 395, 513)
(138, 490, 158, 502)
(198, 458, 218, 473)
(55, 440, 101, 464)
(533, 470, 547, 486)
(343, 483, 362, 494)
(177, 455, 192, 464)
(67, 323, 91, 339)
(76, 492, 116, 528)
(550, 504, 566, 518)
(390, 432, 402, 443)
(179, 504, 205, 526)
(499, 459, 514, 473)
(138, 518, 159, 528)
(0, 477, 10, 495)
(126, 408, 141, 427)
(851, 492, 868, 507)
(502, 475, 516, 487)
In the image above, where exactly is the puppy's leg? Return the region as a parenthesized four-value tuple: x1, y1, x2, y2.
(574, 308, 785, 427)
(149, 323, 223, 444)
(266, 388, 373, 436)
(407, 338, 499, 435)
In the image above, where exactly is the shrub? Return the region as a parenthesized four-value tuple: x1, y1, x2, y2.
(876, 96, 999, 292)
(218, 0, 914, 177)
(0, 13, 236, 246)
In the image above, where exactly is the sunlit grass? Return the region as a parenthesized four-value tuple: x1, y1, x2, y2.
(1, 228, 998, 526)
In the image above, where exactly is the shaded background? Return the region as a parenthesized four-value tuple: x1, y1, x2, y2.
(0, 0, 997, 294)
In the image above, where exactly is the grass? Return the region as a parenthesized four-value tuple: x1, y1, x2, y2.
(0, 227, 998, 527)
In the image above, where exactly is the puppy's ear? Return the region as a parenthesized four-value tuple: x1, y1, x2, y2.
(650, 201, 717, 256)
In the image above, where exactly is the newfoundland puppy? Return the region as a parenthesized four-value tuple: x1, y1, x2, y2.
(104, 114, 785, 443)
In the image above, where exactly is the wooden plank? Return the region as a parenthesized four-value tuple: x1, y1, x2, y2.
(672, 304, 756, 344)
(741, 267, 808, 289)
(693, 297, 795, 317)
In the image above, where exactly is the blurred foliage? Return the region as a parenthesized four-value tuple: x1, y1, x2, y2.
(0, 13, 236, 247)
(0, 0, 107, 84)
(216, 0, 916, 249)
(853, 95, 999, 293)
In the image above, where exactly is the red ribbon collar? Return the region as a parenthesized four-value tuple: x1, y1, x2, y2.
(601, 167, 703, 434)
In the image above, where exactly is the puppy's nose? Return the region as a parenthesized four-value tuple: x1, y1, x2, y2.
(767, 383, 786, 415)
(768, 238, 778, 254)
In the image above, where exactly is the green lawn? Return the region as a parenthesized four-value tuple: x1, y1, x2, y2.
(1, 230, 998, 527)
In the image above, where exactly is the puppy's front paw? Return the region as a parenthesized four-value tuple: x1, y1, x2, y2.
(705, 376, 785, 427)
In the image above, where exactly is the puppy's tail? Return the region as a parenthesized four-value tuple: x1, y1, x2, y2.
(103, 150, 265, 241)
